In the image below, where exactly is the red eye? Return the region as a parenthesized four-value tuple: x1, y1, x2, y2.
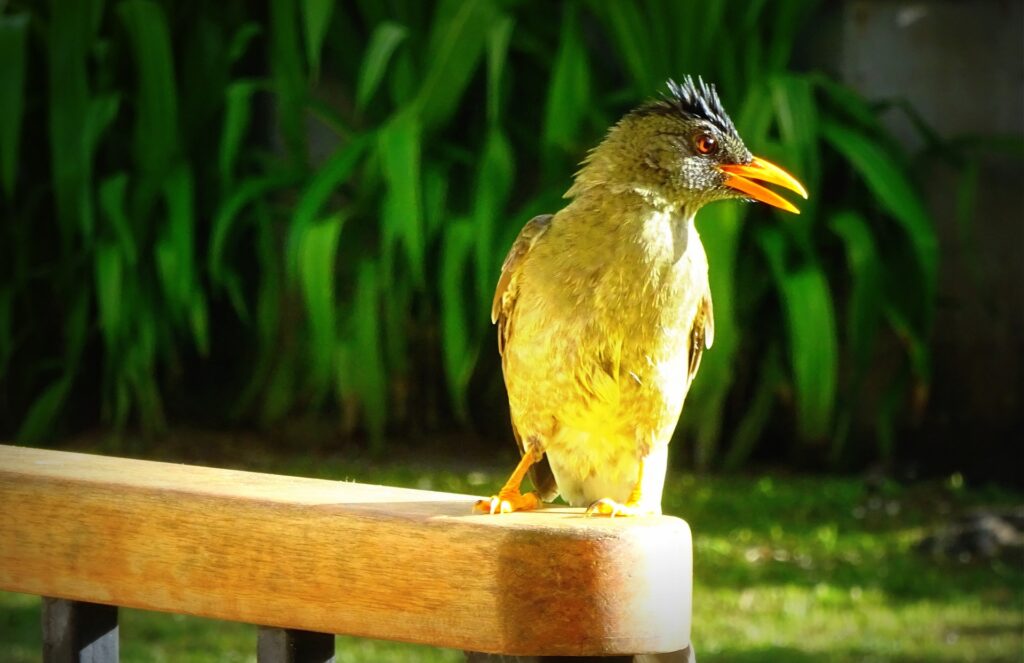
(695, 133, 718, 155)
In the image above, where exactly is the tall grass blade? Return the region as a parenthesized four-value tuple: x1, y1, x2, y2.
(298, 214, 344, 398)
(440, 219, 477, 421)
(485, 16, 514, 126)
(378, 114, 424, 286)
(822, 119, 937, 329)
(117, 0, 179, 177)
(414, 0, 494, 127)
(95, 242, 124, 352)
(48, 0, 95, 242)
(472, 129, 514, 311)
(287, 134, 370, 281)
(351, 261, 388, 448)
(99, 173, 137, 265)
(759, 226, 839, 442)
(220, 80, 262, 183)
(269, 0, 308, 160)
(0, 13, 28, 199)
(355, 22, 409, 111)
(302, 0, 335, 81)
(543, 4, 591, 152)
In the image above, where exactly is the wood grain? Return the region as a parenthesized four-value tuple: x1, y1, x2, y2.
(0, 445, 691, 656)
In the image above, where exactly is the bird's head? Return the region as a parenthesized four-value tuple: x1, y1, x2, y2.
(569, 77, 807, 214)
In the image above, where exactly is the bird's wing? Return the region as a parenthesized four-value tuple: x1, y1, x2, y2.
(687, 291, 714, 382)
(492, 214, 558, 501)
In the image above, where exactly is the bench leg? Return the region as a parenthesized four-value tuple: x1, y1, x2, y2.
(42, 598, 119, 663)
(258, 626, 335, 663)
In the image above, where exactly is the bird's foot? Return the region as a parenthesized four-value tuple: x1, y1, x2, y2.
(474, 490, 541, 514)
(585, 498, 657, 518)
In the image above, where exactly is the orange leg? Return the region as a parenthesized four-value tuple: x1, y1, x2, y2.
(586, 457, 656, 518)
(474, 449, 544, 514)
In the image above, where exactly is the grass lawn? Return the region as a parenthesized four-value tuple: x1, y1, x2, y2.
(1, 437, 1021, 661)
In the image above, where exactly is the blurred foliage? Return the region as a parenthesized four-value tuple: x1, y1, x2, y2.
(0, 0, 958, 467)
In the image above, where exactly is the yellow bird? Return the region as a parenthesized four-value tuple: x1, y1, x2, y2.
(477, 77, 807, 517)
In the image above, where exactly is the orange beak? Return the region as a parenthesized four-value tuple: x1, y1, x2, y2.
(718, 156, 808, 214)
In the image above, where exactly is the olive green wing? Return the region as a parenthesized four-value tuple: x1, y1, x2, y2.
(492, 214, 558, 501)
(688, 291, 715, 383)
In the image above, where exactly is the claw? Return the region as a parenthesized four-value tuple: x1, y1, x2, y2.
(473, 490, 540, 514)
(585, 497, 654, 518)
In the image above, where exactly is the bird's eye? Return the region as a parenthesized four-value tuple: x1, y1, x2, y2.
(695, 133, 718, 156)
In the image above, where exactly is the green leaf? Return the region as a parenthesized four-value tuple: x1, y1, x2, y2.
(0, 13, 29, 199)
(355, 21, 409, 111)
(439, 219, 478, 421)
(98, 173, 137, 265)
(543, 4, 591, 151)
(287, 134, 370, 281)
(770, 74, 819, 196)
(17, 376, 73, 444)
(158, 165, 198, 320)
(830, 210, 884, 366)
(269, 0, 307, 160)
(219, 80, 262, 183)
(822, 119, 937, 329)
(472, 129, 514, 310)
(95, 241, 124, 352)
(350, 260, 388, 448)
(48, 0, 96, 241)
(485, 16, 514, 126)
(378, 113, 424, 285)
(595, 1, 655, 93)
(297, 214, 345, 397)
(227, 22, 263, 65)
(302, 0, 335, 81)
(117, 0, 180, 177)
(759, 226, 839, 442)
(414, 0, 495, 127)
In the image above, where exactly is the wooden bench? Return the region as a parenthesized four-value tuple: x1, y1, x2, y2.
(0, 445, 693, 661)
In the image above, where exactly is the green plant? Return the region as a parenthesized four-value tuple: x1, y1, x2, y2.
(1, 0, 944, 469)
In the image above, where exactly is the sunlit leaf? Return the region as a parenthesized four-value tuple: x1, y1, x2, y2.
(543, 4, 590, 151)
(298, 213, 344, 397)
(414, 0, 495, 127)
(302, 0, 335, 81)
(759, 226, 839, 442)
(440, 219, 478, 421)
(219, 80, 263, 183)
(822, 119, 937, 331)
(287, 134, 370, 280)
(485, 16, 514, 126)
(355, 21, 409, 111)
(378, 113, 424, 285)
(472, 129, 514, 311)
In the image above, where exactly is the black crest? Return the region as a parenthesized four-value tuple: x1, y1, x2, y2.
(635, 76, 739, 137)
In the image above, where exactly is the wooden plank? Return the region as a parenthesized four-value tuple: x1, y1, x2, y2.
(42, 598, 119, 663)
(257, 626, 334, 663)
(0, 445, 692, 656)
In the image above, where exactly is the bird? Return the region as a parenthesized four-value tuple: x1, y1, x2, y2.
(476, 77, 807, 517)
